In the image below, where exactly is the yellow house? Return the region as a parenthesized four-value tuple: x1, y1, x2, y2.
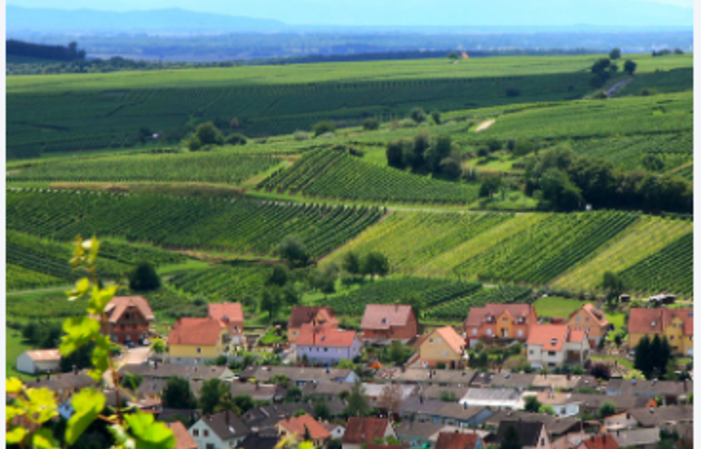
(168, 317, 227, 365)
(419, 326, 466, 368)
(628, 308, 693, 357)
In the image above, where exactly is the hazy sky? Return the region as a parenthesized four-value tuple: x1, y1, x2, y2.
(7, 0, 694, 26)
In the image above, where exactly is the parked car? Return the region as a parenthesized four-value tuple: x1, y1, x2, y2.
(140, 339, 150, 346)
(125, 341, 136, 349)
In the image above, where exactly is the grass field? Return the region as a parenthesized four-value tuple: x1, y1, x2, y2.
(533, 296, 584, 318)
(6, 331, 35, 380)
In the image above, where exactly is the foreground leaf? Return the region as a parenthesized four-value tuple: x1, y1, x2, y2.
(125, 411, 176, 449)
(66, 388, 105, 445)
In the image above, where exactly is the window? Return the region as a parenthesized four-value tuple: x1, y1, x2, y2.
(585, 327, 590, 333)
(196, 348, 201, 354)
(324, 347, 328, 352)
(576, 316, 581, 323)
(444, 350, 449, 356)
(548, 351, 556, 356)
(530, 350, 535, 355)
(487, 329, 492, 336)
(429, 338, 434, 344)
(502, 317, 508, 322)
(540, 438, 545, 446)
(293, 331, 298, 336)
(206, 444, 215, 449)
(193, 430, 199, 437)
(517, 330, 523, 337)
(472, 329, 477, 336)
(670, 336, 675, 340)
(203, 430, 209, 437)
(437, 338, 443, 344)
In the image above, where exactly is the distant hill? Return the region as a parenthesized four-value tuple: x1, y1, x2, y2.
(7, 5, 288, 33)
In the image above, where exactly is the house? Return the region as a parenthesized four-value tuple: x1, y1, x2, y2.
(375, 367, 476, 386)
(288, 306, 339, 343)
(24, 369, 94, 418)
(396, 423, 468, 448)
(628, 308, 693, 356)
(363, 383, 419, 406)
(230, 381, 285, 403)
(168, 317, 226, 365)
(322, 422, 345, 439)
(468, 371, 535, 390)
(464, 304, 537, 347)
(419, 326, 467, 369)
(238, 429, 280, 449)
(189, 411, 249, 449)
(575, 434, 618, 449)
(459, 388, 529, 411)
(208, 303, 245, 345)
(603, 405, 693, 430)
(100, 296, 154, 344)
(119, 363, 234, 382)
(301, 381, 351, 401)
(611, 428, 660, 449)
(276, 414, 331, 448)
(360, 304, 418, 343)
(435, 431, 483, 449)
(398, 397, 494, 428)
(495, 420, 550, 449)
(526, 325, 590, 370)
(486, 411, 580, 439)
(566, 304, 610, 346)
(605, 379, 691, 405)
(342, 417, 396, 449)
(567, 393, 654, 416)
(296, 325, 363, 365)
(536, 392, 581, 417)
(165, 422, 198, 449)
(531, 374, 599, 392)
(242, 403, 314, 431)
(240, 366, 359, 385)
(16, 349, 61, 374)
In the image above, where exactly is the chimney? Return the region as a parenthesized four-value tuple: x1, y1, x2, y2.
(252, 427, 259, 437)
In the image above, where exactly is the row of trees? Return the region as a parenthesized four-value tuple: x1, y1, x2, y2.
(590, 56, 636, 89)
(7, 40, 86, 62)
(386, 133, 462, 179)
(524, 144, 692, 213)
(634, 334, 675, 380)
(184, 122, 248, 151)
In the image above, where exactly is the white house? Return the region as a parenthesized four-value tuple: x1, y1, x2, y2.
(296, 325, 363, 365)
(16, 349, 61, 374)
(459, 388, 530, 411)
(189, 411, 249, 449)
(323, 422, 345, 440)
(536, 392, 581, 417)
(526, 325, 590, 370)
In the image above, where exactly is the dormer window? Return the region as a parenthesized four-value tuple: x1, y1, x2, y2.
(651, 321, 656, 327)
(381, 318, 387, 324)
(551, 338, 557, 345)
(502, 317, 508, 322)
(518, 317, 524, 324)
(688, 312, 693, 317)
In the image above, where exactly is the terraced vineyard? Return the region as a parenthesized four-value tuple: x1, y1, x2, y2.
(6, 189, 384, 258)
(260, 149, 479, 204)
(425, 285, 532, 320)
(9, 151, 283, 185)
(168, 263, 270, 301)
(7, 264, 63, 291)
(320, 277, 482, 316)
(618, 233, 693, 296)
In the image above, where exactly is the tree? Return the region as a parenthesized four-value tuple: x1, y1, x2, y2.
(386, 139, 409, 169)
(523, 395, 542, 413)
(588, 363, 612, 380)
(233, 394, 255, 414)
(60, 341, 95, 372)
(673, 48, 684, 55)
(362, 118, 380, 130)
(199, 379, 230, 414)
(277, 234, 312, 267)
(439, 155, 463, 179)
(270, 374, 291, 388)
(591, 58, 611, 74)
(129, 261, 161, 292)
(361, 252, 390, 280)
(120, 372, 143, 390)
(388, 341, 410, 365)
(310, 264, 339, 295)
(195, 122, 224, 146)
(377, 384, 403, 415)
(447, 51, 459, 60)
(609, 48, 621, 60)
(260, 287, 283, 322)
(342, 251, 361, 276)
(500, 424, 521, 449)
(162, 376, 197, 409)
(425, 135, 452, 173)
(538, 405, 555, 416)
(479, 174, 503, 199)
(312, 120, 336, 136)
(225, 133, 247, 145)
(151, 338, 166, 354)
(598, 401, 617, 418)
(539, 168, 582, 211)
(229, 118, 240, 129)
(267, 265, 291, 287)
(284, 386, 303, 403)
(409, 131, 431, 169)
(624, 60, 637, 75)
(313, 401, 331, 421)
(344, 381, 369, 417)
(409, 107, 427, 124)
(634, 335, 653, 378)
(431, 110, 441, 124)
(337, 359, 355, 370)
(402, 292, 426, 320)
(602, 271, 626, 297)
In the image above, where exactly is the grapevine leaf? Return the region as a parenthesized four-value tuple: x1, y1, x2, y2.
(66, 388, 105, 445)
(87, 236, 101, 264)
(125, 411, 176, 449)
(87, 285, 117, 315)
(6, 426, 26, 444)
(32, 429, 59, 449)
(109, 423, 137, 449)
(60, 316, 100, 356)
(6, 377, 23, 394)
(6, 405, 24, 422)
(88, 335, 112, 382)
(22, 387, 58, 424)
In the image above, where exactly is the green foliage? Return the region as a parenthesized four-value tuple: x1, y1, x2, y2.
(362, 118, 380, 130)
(194, 122, 224, 146)
(199, 379, 231, 414)
(344, 381, 369, 417)
(479, 173, 503, 198)
(523, 395, 542, 413)
(440, 391, 458, 402)
(342, 251, 362, 276)
(538, 405, 555, 415)
(609, 48, 621, 60)
(312, 120, 337, 136)
(447, 51, 459, 60)
(150, 338, 166, 354)
(162, 377, 197, 409)
(277, 234, 312, 267)
(409, 107, 427, 124)
(360, 252, 390, 279)
(602, 271, 626, 296)
(598, 401, 617, 418)
(634, 334, 673, 379)
(624, 60, 637, 75)
(500, 424, 521, 449)
(431, 110, 442, 124)
(121, 372, 144, 390)
(225, 133, 247, 145)
(129, 262, 161, 292)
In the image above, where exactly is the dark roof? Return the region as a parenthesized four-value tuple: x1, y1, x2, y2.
(301, 382, 351, 397)
(395, 421, 448, 439)
(156, 408, 200, 423)
(468, 372, 495, 388)
(343, 417, 392, 444)
(627, 405, 693, 427)
(199, 411, 249, 441)
(398, 397, 491, 422)
(242, 403, 314, 430)
(568, 393, 651, 411)
(238, 432, 279, 449)
(435, 431, 481, 449)
(487, 411, 579, 436)
(489, 372, 537, 390)
(375, 368, 476, 386)
(495, 420, 545, 447)
(288, 306, 338, 329)
(240, 366, 354, 383)
(416, 385, 470, 401)
(606, 379, 691, 397)
(25, 370, 94, 393)
(119, 363, 233, 381)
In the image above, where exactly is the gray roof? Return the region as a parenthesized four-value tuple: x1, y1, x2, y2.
(606, 379, 691, 397)
(435, 403, 491, 421)
(487, 411, 579, 436)
(119, 363, 233, 381)
(568, 393, 650, 411)
(612, 427, 661, 447)
(469, 371, 495, 388)
(489, 372, 536, 390)
(301, 382, 351, 397)
(199, 411, 249, 441)
(396, 422, 449, 439)
(462, 388, 521, 402)
(242, 403, 314, 430)
(399, 397, 445, 416)
(416, 385, 470, 401)
(628, 405, 693, 427)
(240, 366, 354, 383)
(24, 370, 94, 393)
(362, 383, 418, 400)
(374, 368, 476, 386)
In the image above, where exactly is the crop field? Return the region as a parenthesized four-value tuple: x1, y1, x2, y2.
(425, 285, 532, 320)
(9, 151, 284, 185)
(621, 67, 693, 96)
(260, 149, 480, 204)
(6, 189, 384, 258)
(168, 263, 270, 301)
(317, 277, 482, 316)
(532, 296, 585, 319)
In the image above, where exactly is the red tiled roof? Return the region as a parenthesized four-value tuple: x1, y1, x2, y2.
(581, 304, 609, 327)
(297, 325, 357, 347)
(569, 329, 586, 343)
(581, 434, 619, 449)
(105, 296, 154, 323)
(628, 308, 693, 336)
(436, 432, 480, 449)
(24, 349, 61, 361)
(465, 303, 534, 327)
(343, 417, 391, 444)
(288, 306, 339, 329)
(527, 325, 569, 351)
(360, 304, 414, 330)
(434, 326, 465, 355)
(168, 317, 222, 346)
(278, 414, 330, 440)
(165, 422, 198, 449)
(209, 303, 243, 323)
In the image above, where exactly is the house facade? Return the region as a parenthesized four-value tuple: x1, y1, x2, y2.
(189, 411, 249, 449)
(566, 304, 610, 346)
(495, 421, 551, 449)
(628, 308, 693, 356)
(464, 304, 537, 348)
(16, 349, 61, 374)
(526, 325, 590, 370)
(101, 296, 154, 344)
(208, 303, 245, 345)
(296, 325, 363, 365)
(168, 317, 226, 365)
(276, 414, 331, 448)
(360, 304, 418, 342)
(288, 306, 339, 344)
(419, 326, 467, 368)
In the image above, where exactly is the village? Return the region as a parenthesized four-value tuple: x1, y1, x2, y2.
(13, 296, 693, 449)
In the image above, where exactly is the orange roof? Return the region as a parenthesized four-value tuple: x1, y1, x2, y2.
(628, 308, 693, 336)
(105, 296, 154, 323)
(465, 303, 534, 327)
(168, 317, 223, 346)
(24, 349, 61, 361)
(360, 304, 415, 330)
(209, 303, 243, 322)
(569, 329, 586, 343)
(434, 326, 465, 354)
(165, 422, 198, 449)
(581, 434, 619, 449)
(343, 417, 392, 444)
(527, 325, 569, 351)
(582, 304, 609, 327)
(297, 324, 358, 347)
(278, 414, 330, 440)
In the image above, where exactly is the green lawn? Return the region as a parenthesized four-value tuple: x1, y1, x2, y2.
(6, 330, 35, 380)
(533, 296, 585, 318)
(605, 312, 626, 330)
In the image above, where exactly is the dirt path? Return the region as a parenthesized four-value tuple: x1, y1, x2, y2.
(474, 119, 496, 133)
(607, 78, 634, 97)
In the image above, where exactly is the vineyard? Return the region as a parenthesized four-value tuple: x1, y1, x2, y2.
(621, 67, 693, 96)
(6, 189, 384, 259)
(317, 277, 482, 316)
(425, 285, 533, 320)
(9, 151, 283, 185)
(168, 263, 270, 302)
(260, 149, 480, 204)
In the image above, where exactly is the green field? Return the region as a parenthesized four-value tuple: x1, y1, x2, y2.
(533, 296, 585, 318)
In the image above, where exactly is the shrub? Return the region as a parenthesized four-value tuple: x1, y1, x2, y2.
(129, 262, 161, 292)
(362, 118, 380, 130)
(186, 135, 202, 151)
(294, 130, 310, 140)
(195, 122, 224, 146)
(409, 107, 427, 124)
(477, 147, 489, 158)
(399, 118, 418, 128)
(225, 133, 247, 145)
(312, 120, 336, 136)
(430, 110, 441, 124)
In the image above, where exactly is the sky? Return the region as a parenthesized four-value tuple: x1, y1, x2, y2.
(6, 0, 694, 26)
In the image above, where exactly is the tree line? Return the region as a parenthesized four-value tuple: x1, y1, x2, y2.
(7, 39, 86, 62)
